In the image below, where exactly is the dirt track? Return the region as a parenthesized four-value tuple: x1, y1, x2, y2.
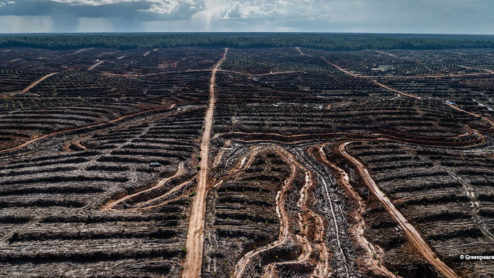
(0, 104, 176, 155)
(295, 47, 306, 56)
(7, 72, 57, 98)
(321, 57, 422, 100)
(320, 56, 494, 126)
(337, 142, 460, 278)
(232, 146, 331, 277)
(314, 144, 396, 278)
(375, 50, 399, 58)
(373, 81, 422, 100)
(232, 149, 297, 277)
(100, 162, 186, 212)
(219, 69, 297, 77)
(182, 48, 228, 278)
(447, 103, 494, 128)
(88, 60, 105, 71)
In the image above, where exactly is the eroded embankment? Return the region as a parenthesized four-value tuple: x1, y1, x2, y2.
(336, 141, 460, 278)
(230, 145, 331, 277)
(311, 144, 396, 278)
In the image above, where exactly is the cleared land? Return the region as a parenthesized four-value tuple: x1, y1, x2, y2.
(0, 45, 493, 278)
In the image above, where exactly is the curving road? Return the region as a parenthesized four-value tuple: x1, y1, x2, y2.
(0, 104, 176, 155)
(337, 142, 460, 278)
(315, 144, 396, 278)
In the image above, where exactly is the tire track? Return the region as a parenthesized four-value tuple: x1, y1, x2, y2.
(233, 145, 331, 278)
(313, 144, 396, 278)
(182, 48, 228, 278)
(337, 142, 460, 278)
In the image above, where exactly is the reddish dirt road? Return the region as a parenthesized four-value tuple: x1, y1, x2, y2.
(321, 57, 360, 78)
(322, 55, 493, 127)
(100, 162, 186, 211)
(233, 146, 331, 278)
(447, 103, 494, 128)
(0, 104, 176, 155)
(314, 144, 395, 278)
(321, 57, 422, 100)
(337, 142, 460, 278)
(6, 72, 57, 98)
(374, 81, 422, 100)
(233, 151, 296, 278)
(182, 48, 228, 278)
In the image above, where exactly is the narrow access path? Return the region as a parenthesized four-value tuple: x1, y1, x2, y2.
(233, 149, 297, 278)
(0, 104, 176, 155)
(337, 142, 460, 278)
(375, 50, 398, 58)
(295, 47, 306, 56)
(264, 150, 331, 277)
(323, 55, 493, 127)
(321, 57, 360, 78)
(321, 57, 422, 100)
(88, 60, 105, 71)
(459, 65, 494, 74)
(447, 103, 494, 128)
(72, 48, 93, 55)
(314, 144, 395, 278)
(219, 69, 297, 77)
(7, 73, 57, 98)
(352, 72, 493, 79)
(100, 162, 186, 211)
(182, 48, 228, 278)
(233, 146, 331, 278)
(374, 82, 422, 100)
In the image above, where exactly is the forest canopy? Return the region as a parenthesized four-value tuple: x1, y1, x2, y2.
(1, 33, 494, 50)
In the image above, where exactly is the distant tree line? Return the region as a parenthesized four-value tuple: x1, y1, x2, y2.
(1, 33, 494, 50)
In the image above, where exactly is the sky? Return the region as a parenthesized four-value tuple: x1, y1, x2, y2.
(0, 0, 493, 34)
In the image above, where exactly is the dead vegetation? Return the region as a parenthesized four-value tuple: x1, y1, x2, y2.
(1, 46, 494, 277)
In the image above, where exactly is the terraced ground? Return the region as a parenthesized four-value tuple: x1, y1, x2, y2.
(0, 46, 493, 277)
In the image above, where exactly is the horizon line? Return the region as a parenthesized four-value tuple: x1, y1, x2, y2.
(1, 32, 494, 36)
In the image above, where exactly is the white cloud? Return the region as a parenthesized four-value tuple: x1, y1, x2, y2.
(0, 0, 15, 7)
(197, 0, 319, 20)
(52, 0, 196, 14)
(0, 0, 493, 33)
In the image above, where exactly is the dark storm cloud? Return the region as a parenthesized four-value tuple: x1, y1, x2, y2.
(0, 0, 199, 21)
(0, 0, 492, 33)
